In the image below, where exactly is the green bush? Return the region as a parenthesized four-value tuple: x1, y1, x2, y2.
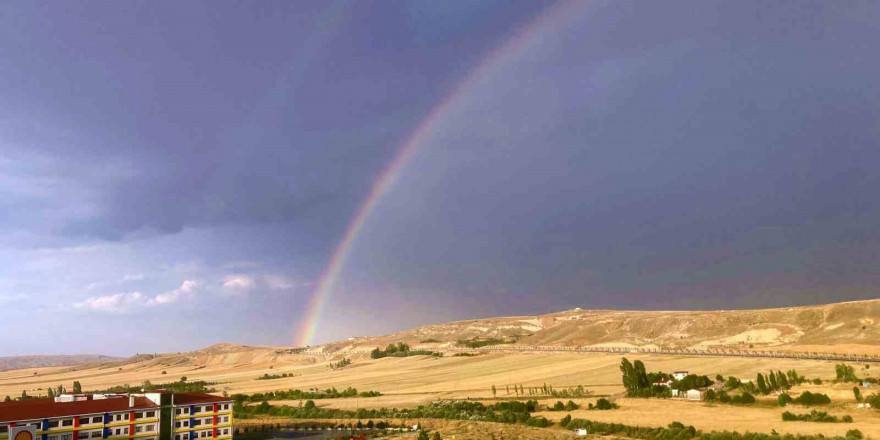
(794, 391, 831, 406)
(525, 416, 551, 427)
(777, 393, 793, 407)
(560, 414, 572, 428)
(589, 398, 618, 410)
(846, 429, 863, 439)
(781, 410, 850, 423)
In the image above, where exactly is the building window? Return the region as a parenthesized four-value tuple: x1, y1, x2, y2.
(61, 435, 72, 440)
(78, 432, 89, 439)
(145, 412, 155, 418)
(91, 432, 101, 438)
(114, 429, 121, 436)
(192, 421, 201, 427)
(62, 420, 74, 427)
(146, 426, 155, 432)
(79, 418, 90, 425)
(136, 427, 143, 433)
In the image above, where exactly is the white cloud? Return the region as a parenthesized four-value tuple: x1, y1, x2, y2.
(222, 274, 254, 295)
(150, 280, 197, 305)
(75, 280, 197, 313)
(75, 291, 147, 313)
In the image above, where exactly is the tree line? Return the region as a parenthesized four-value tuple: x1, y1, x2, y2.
(231, 387, 381, 402)
(370, 343, 442, 359)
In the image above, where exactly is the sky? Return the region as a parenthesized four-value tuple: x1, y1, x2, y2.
(1, 1, 879, 356)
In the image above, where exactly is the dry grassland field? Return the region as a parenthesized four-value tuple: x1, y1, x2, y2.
(4, 348, 880, 437)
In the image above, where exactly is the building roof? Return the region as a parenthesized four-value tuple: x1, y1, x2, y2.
(0, 397, 157, 423)
(170, 392, 231, 406)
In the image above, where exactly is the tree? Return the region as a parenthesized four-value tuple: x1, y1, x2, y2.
(181, 376, 187, 382)
(48, 387, 55, 399)
(560, 414, 572, 428)
(506, 385, 510, 395)
(777, 371, 789, 389)
(853, 387, 862, 402)
(432, 432, 441, 440)
(768, 371, 778, 390)
(21, 390, 28, 399)
(836, 364, 858, 382)
(491, 385, 497, 398)
(385, 344, 398, 354)
(57, 384, 64, 395)
(366, 420, 374, 429)
(72, 381, 82, 393)
(417, 430, 429, 440)
(756, 374, 768, 394)
(4, 395, 11, 402)
(304, 400, 316, 409)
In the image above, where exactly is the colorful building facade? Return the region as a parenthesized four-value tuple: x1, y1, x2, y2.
(0, 393, 232, 440)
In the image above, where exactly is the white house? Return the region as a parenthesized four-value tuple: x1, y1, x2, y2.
(685, 389, 703, 401)
(576, 429, 588, 436)
(673, 371, 689, 380)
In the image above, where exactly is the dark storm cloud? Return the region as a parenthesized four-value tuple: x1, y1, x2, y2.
(0, 1, 552, 245)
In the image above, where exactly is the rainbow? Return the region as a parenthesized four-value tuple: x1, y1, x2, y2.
(295, 0, 586, 347)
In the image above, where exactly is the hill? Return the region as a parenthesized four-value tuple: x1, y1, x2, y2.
(0, 354, 121, 372)
(327, 298, 880, 354)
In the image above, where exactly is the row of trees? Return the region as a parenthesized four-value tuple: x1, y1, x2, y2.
(256, 373, 296, 380)
(231, 387, 381, 402)
(456, 338, 515, 349)
(496, 383, 590, 398)
(777, 391, 832, 406)
(782, 410, 853, 423)
(235, 399, 545, 426)
(370, 343, 441, 359)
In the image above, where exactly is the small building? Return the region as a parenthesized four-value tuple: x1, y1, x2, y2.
(862, 381, 871, 388)
(671, 389, 680, 397)
(654, 379, 673, 388)
(576, 429, 588, 436)
(685, 389, 703, 401)
(673, 371, 689, 381)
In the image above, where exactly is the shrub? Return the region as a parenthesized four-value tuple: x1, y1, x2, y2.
(846, 429, 863, 439)
(590, 398, 618, 410)
(777, 393, 793, 407)
(794, 391, 831, 406)
(560, 414, 572, 428)
(730, 392, 755, 404)
(781, 410, 850, 423)
(525, 416, 551, 427)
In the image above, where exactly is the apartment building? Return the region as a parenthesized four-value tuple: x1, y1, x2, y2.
(0, 392, 232, 440)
